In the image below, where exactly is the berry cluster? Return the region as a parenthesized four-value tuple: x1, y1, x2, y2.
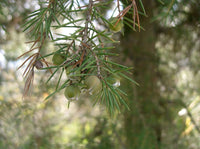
(52, 53, 121, 102)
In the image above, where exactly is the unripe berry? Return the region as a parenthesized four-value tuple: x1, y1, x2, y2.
(85, 76, 102, 95)
(64, 85, 80, 101)
(52, 53, 65, 65)
(109, 17, 123, 33)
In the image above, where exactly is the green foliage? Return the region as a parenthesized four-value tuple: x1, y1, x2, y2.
(17, 0, 145, 114)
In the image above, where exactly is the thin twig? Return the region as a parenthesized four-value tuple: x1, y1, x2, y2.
(176, 90, 200, 135)
(117, 0, 121, 13)
(23, 67, 34, 98)
(17, 47, 40, 59)
(184, 104, 200, 134)
(133, 0, 136, 29)
(133, 0, 140, 31)
(116, 1, 140, 31)
(17, 53, 38, 70)
(74, 0, 93, 68)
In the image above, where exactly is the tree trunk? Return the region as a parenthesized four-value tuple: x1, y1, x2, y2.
(121, 1, 162, 148)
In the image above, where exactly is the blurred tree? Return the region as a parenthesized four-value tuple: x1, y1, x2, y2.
(121, 1, 161, 148)
(120, 0, 200, 148)
(0, 0, 200, 149)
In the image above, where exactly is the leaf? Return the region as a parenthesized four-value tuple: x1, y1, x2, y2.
(118, 72, 139, 86)
(138, 0, 146, 16)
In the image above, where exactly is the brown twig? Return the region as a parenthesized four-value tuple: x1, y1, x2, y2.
(132, 0, 140, 31)
(74, 0, 93, 68)
(85, 0, 102, 78)
(23, 67, 34, 98)
(117, 0, 121, 13)
(19, 32, 47, 97)
(116, 0, 140, 31)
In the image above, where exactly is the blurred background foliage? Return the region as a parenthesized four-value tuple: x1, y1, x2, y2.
(0, 0, 200, 149)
